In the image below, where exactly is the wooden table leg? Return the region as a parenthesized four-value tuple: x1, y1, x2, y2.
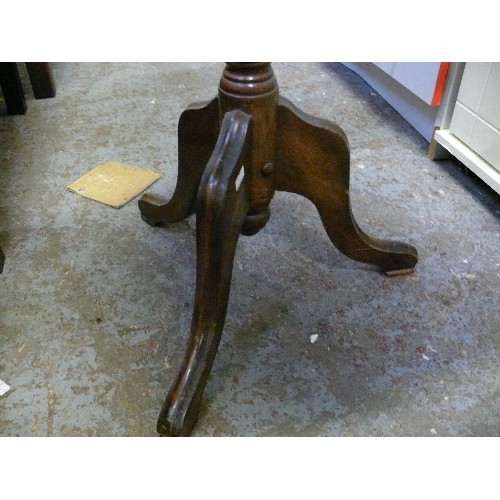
(275, 97, 418, 275)
(139, 63, 418, 436)
(139, 98, 220, 226)
(0, 63, 27, 115)
(157, 110, 252, 436)
(26, 63, 56, 99)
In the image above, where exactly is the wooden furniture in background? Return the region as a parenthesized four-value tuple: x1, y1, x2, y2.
(0, 62, 55, 115)
(0, 63, 26, 115)
(139, 62, 418, 436)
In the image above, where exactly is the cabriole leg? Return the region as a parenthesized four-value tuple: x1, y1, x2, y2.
(275, 97, 418, 275)
(157, 110, 252, 436)
(139, 98, 220, 226)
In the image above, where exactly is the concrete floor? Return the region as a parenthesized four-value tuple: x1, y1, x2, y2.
(0, 62, 498, 436)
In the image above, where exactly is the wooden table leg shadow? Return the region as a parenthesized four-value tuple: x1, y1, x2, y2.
(139, 63, 418, 436)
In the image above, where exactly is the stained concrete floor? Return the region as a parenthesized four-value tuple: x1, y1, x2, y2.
(0, 62, 498, 437)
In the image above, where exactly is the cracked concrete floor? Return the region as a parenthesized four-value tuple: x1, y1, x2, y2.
(0, 62, 499, 436)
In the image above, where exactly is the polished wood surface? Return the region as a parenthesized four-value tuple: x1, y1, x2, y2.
(139, 63, 418, 436)
(157, 110, 252, 436)
(276, 97, 418, 275)
(139, 98, 220, 226)
(219, 62, 278, 235)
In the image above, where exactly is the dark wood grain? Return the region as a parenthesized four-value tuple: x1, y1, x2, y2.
(140, 63, 418, 436)
(157, 110, 252, 436)
(219, 63, 278, 235)
(139, 98, 220, 226)
(275, 97, 418, 275)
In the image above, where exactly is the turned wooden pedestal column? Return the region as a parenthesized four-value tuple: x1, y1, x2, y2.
(139, 63, 418, 436)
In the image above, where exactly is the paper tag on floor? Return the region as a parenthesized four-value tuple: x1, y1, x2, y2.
(0, 379, 10, 396)
(67, 161, 162, 208)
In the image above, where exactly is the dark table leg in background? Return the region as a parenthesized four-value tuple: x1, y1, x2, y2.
(26, 63, 56, 99)
(0, 62, 27, 115)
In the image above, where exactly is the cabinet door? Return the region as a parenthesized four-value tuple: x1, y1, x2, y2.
(373, 62, 449, 106)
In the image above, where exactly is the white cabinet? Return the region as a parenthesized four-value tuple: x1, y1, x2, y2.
(373, 62, 449, 106)
(344, 62, 449, 142)
(344, 62, 500, 195)
(433, 63, 500, 195)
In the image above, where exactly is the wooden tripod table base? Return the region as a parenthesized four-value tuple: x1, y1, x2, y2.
(138, 63, 418, 436)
